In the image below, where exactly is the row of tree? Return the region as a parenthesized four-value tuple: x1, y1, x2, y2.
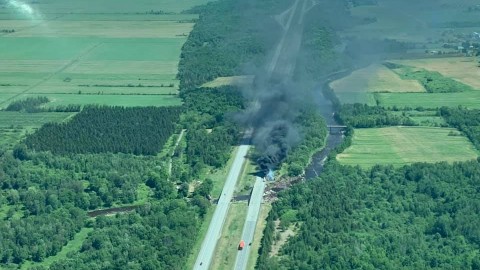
(5, 96, 49, 112)
(337, 103, 416, 127)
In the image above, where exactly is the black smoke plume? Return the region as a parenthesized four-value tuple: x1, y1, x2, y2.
(237, 75, 305, 174)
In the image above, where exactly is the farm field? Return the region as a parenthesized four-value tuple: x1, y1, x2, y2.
(0, 0, 212, 108)
(0, 0, 213, 15)
(343, 0, 480, 43)
(334, 91, 377, 106)
(392, 57, 480, 89)
(7, 94, 182, 108)
(337, 126, 479, 168)
(377, 91, 480, 109)
(330, 64, 425, 93)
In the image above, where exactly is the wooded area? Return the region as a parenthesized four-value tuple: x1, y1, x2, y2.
(25, 106, 182, 155)
(257, 161, 480, 269)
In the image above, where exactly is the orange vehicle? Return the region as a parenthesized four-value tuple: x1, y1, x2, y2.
(238, 240, 245, 250)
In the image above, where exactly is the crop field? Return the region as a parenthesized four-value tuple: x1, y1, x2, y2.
(377, 91, 480, 109)
(8, 93, 182, 108)
(392, 57, 480, 89)
(343, 0, 480, 42)
(0, 0, 213, 15)
(330, 64, 425, 100)
(333, 91, 377, 106)
(0, 0, 212, 108)
(337, 126, 479, 168)
(391, 110, 446, 127)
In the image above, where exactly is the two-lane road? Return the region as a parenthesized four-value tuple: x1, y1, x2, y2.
(234, 177, 266, 270)
(193, 138, 250, 270)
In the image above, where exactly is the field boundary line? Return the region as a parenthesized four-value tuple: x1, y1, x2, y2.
(0, 42, 102, 107)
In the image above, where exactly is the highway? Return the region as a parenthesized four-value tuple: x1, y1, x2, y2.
(193, 0, 311, 268)
(193, 137, 250, 270)
(233, 177, 266, 270)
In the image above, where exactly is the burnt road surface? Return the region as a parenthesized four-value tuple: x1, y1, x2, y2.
(233, 177, 266, 270)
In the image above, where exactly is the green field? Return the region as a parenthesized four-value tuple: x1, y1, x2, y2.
(330, 64, 425, 94)
(337, 126, 478, 168)
(0, 0, 212, 15)
(334, 91, 377, 106)
(377, 91, 480, 109)
(0, 0, 213, 107)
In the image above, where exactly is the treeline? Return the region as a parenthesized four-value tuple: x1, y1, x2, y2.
(26, 106, 182, 155)
(6, 96, 49, 112)
(440, 106, 480, 149)
(283, 108, 328, 176)
(177, 0, 291, 90)
(398, 67, 471, 93)
(257, 161, 480, 269)
(5, 96, 82, 113)
(337, 103, 416, 127)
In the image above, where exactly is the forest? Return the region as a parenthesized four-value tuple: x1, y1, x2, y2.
(25, 106, 182, 155)
(178, 0, 292, 90)
(256, 161, 480, 269)
(0, 149, 206, 269)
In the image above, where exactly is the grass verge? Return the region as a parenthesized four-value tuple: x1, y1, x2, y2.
(210, 202, 249, 270)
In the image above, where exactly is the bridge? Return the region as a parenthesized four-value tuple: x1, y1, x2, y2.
(327, 125, 347, 134)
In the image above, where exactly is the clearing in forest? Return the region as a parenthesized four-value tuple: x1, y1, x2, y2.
(201, 75, 255, 88)
(337, 126, 478, 168)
